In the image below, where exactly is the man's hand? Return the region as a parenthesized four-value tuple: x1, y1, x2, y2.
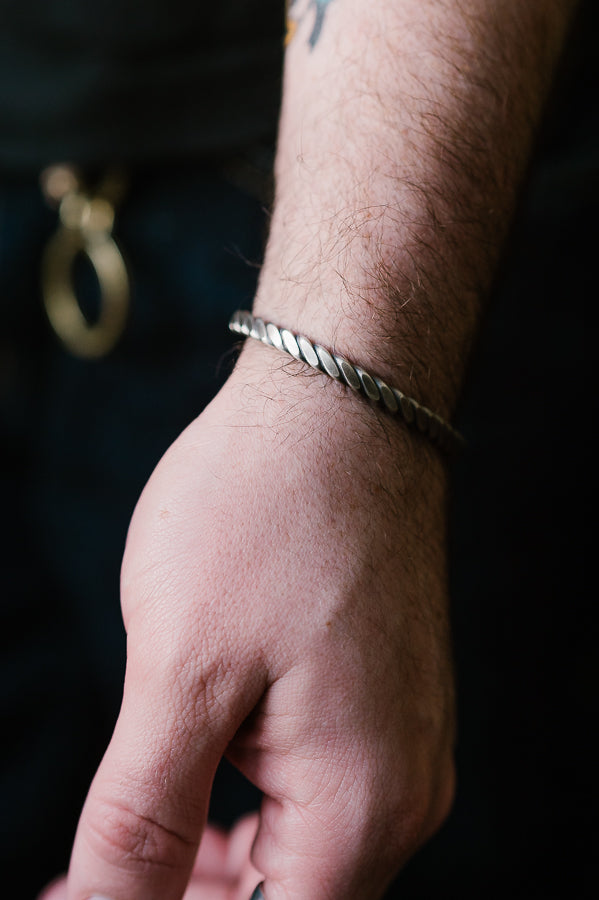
(40, 1, 575, 897)
(55, 345, 455, 900)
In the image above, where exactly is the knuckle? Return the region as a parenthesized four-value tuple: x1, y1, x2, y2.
(384, 758, 456, 856)
(387, 787, 432, 856)
(427, 758, 457, 836)
(83, 797, 195, 874)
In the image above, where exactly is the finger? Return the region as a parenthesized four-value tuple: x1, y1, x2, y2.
(181, 880, 232, 900)
(187, 816, 262, 900)
(223, 814, 261, 881)
(249, 771, 449, 900)
(192, 815, 260, 879)
(182, 866, 262, 900)
(222, 815, 264, 900)
(65, 640, 266, 900)
(192, 824, 229, 879)
(182, 869, 262, 900)
(37, 876, 67, 900)
(231, 663, 455, 900)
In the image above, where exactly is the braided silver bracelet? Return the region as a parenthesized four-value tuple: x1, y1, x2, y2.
(229, 310, 464, 454)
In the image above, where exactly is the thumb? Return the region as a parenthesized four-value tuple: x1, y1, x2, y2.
(65, 637, 264, 900)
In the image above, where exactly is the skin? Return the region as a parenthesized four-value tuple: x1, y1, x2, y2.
(38, 1, 577, 899)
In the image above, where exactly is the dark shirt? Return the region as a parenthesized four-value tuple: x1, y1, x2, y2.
(0, 0, 284, 171)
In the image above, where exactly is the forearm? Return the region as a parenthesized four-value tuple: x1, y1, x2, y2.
(254, 0, 577, 417)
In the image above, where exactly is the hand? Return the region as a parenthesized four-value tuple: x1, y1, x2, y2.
(39, 816, 263, 899)
(51, 344, 455, 900)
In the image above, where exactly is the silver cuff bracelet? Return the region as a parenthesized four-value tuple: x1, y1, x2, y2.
(229, 310, 464, 454)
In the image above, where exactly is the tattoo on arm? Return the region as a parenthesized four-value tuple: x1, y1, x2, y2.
(287, 0, 337, 49)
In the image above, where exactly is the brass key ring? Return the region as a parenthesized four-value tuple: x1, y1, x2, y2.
(40, 165, 130, 359)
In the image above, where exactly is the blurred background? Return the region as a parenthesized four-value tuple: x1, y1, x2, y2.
(0, 2, 595, 898)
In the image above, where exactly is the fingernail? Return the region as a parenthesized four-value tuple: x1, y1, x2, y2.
(250, 885, 265, 900)
(88, 896, 115, 900)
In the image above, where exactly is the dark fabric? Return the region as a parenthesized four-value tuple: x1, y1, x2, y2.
(0, 166, 265, 899)
(0, 0, 284, 171)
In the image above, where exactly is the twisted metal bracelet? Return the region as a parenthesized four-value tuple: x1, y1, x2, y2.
(229, 310, 464, 454)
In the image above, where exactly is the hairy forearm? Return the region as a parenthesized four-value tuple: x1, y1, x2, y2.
(254, 0, 577, 417)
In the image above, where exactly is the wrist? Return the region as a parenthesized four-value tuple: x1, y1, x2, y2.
(224, 334, 449, 513)
(230, 310, 464, 455)
(252, 265, 475, 422)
